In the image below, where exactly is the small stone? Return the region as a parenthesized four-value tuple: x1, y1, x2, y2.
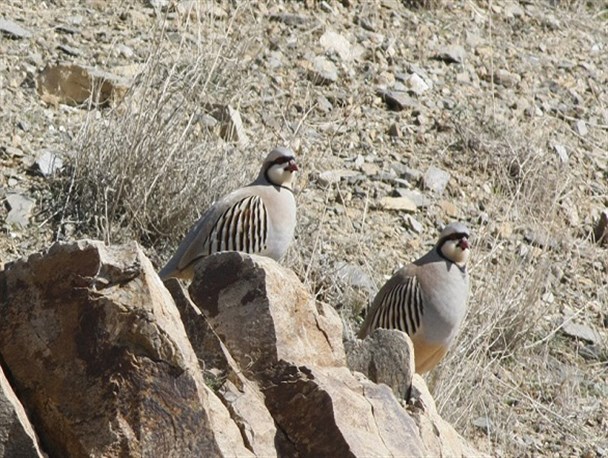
(393, 189, 429, 208)
(34, 150, 64, 177)
(317, 169, 358, 187)
(438, 200, 460, 218)
(422, 166, 450, 194)
(493, 69, 521, 88)
(379, 196, 417, 213)
(435, 45, 466, 64)
(218, 106, 249, 147)
(552, 143, 568, 163)
(6, 193, 36, 228)
(58, 44, 81, 56)
(406, 73, 429, 96)
(388, 123, 401, 137)
(361, 162, 380, 176)
(403, 215, 423, 234)
(472, 416, 493, 434)
(320, 30, 361, 61)
(560, 321, 601, 345)
(594, 210, 608, 245)
(334, 262, 375, 293)
(377, 90, 417, 111)
(308, 56, 338, 85)
(575, 120, 588, 136)
(0, 19, 32, 39)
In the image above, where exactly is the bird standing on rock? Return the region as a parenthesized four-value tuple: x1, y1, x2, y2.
(159, 147, 298, 281)
(358, 222, 471, 374)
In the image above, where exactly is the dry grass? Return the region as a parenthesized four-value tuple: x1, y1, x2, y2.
(49, 5, 266, 256)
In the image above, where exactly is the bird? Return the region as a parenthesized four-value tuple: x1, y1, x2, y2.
(358, 222, 471, 374)
(159, 146, 298, 281)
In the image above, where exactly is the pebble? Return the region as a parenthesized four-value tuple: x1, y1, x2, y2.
(494, 69, 521, 88)
(334, 262, 376, 293)
(377, 89, 417, 111)
(594, 210, 608, 245)
(575, 120, 588, 136)
(309, 56, 338, 85)
(435, 45, 466, 64)
(472, 416, 493, 434)
(406, 73, 430, 96)
(552, 143, 568, 163)
(560, 320, 602, 346)
(320, 30, 361, 61)
(438, 200, 460, 218)
(0, 19, 32, 39)
(422, 165, 451, 194)
(34, 150, 64, 176)
(403, 214, 424, 234)
(6, 193, 36, 228)
(393, 189, 429, 208)
(379, 196, 417, 213)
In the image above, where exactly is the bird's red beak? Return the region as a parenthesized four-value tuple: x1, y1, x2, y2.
(458, 238, 470, 250)
(286, 161, 299, 172)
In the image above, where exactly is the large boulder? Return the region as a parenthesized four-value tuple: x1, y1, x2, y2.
(0, 240, 251, 458)
(1, 242, 486, 457)
(187, 252, 345, 373)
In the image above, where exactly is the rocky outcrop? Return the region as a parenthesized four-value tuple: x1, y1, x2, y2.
(0, 241, 484, 457)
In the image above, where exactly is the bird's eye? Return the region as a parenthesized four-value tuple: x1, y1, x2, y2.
(273, 156, 294, 165)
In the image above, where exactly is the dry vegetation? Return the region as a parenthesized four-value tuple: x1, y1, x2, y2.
(2, 0, 607, 456)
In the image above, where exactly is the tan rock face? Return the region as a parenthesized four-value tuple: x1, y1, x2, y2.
(188, 252, 346, 373)
(1, 242, 483, 457)
(0, 240, 251, 458)
(263, 363, 426, 458)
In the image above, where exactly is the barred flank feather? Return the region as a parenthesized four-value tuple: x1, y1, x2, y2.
(208, 195, 268, 254)
(370, 277, 423, 336)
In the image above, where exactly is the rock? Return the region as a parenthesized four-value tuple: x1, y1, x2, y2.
(334, 262, 376, 293)
(36, 63, 129, 107)
(552, 143, 568, 163)
(269, 13, 314, 27)
(345, 329, 414, 399)
(403, 214, 424, 234)
(594, 210, 608, 245)
(377, 89, 418, 111)
(320, 30, 362, 61)
(317, 169, 359, 186)
(33, 150, 64, 176)
(472, 416, 493, 434)
(575, 120, 588, 136)
(409, 375, 490, 458)
(165, 279, 279, 457)
(406, 73, 430, 95)
(0, 19, 32, 39)
(423, 165, 451, 194)
(308, 56, 338, 85)
(379, 196, 417, 212)
(0, 241, 252, 457)
(0, 366, 45, 457)
(5, 193, 35, 228)
(263, 363, 426, 457)
(439, 200, 460, 218)
(217, 105, 249, 147)
(493, 69, 521, 88)
(560, 320, 602, 345)
(388, 122, 401, 137)
(435, 45, 466, 64)
(188, 252, 346, 373)
(393, 189, 429, 208)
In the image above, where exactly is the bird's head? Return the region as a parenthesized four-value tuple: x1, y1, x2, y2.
(262, 147, 298, 189)
(437, 222, 471, 267)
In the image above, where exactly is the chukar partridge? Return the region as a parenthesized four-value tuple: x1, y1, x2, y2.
(159, 147, 298, 280)
(358, 222, 471, 374)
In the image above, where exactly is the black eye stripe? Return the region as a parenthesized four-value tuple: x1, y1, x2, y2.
(272, 156, 295, 165)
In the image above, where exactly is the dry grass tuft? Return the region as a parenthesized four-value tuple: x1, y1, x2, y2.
(49, 7, 264, 255)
